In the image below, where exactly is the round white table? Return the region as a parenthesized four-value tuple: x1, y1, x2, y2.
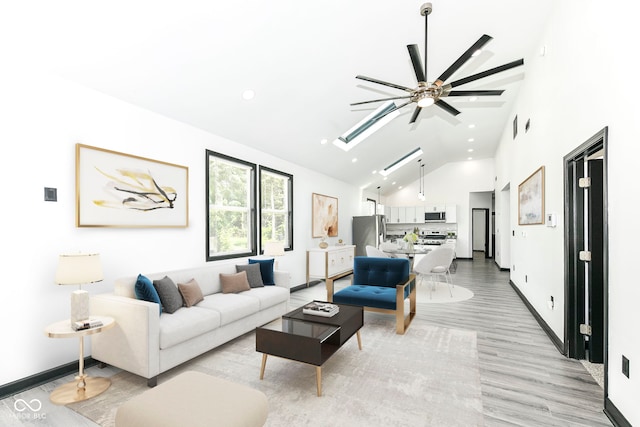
(44, 316, 115, 405)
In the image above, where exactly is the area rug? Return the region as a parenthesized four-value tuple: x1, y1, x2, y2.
(69, 317, 483, 426)
(416, 280, 474, 304)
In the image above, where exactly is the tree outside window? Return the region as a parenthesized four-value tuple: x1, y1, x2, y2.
(206, 150, 256, 261)
(259, 166, 293, 252)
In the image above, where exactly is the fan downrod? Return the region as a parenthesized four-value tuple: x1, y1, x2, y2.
(420, 2, 432, 16)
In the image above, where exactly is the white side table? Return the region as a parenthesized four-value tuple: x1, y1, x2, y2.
(44, 315, 115, 405)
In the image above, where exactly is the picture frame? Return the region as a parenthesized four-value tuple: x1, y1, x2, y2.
(76, 144, 189, 227)
(518, 166, 545, 225)
(312, 193, 338, 237)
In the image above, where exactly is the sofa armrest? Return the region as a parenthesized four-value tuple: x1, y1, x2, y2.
(90, 293, 160, 380)
(274, 270, 291, 288)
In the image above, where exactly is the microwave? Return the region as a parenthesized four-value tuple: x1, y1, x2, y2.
(424, 211, 446, 222)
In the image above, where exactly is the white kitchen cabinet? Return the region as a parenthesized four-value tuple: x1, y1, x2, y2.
(445, 204, 457, 223)
(388, 206, 400, 223)
(306, 245, 356, 285)
(414, 205, 425, 223)
(425, 203, 446, 212)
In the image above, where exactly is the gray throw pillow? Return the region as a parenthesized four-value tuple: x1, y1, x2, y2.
(236, 263, 264, 288)
(153, 276, 183, 314)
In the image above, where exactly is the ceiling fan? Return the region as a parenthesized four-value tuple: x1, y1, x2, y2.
(352, 2, 524, 124)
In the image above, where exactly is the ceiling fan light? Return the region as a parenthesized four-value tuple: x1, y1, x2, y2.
(417, 96, 435, 108)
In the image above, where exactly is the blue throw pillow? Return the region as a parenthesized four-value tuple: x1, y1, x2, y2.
(248, 258, 275, 285)
(134, 274, 162, 315)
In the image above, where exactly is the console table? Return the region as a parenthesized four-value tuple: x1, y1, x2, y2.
(306, 245, 355, 296)
(44, 316, 115, 405)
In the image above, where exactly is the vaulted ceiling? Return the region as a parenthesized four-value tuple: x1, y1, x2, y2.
(11, 0, 554, 195)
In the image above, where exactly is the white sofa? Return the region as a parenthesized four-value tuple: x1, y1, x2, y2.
(90, 263, 291, 386)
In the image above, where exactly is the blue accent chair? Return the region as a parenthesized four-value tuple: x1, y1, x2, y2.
(329, 256, 416, 334)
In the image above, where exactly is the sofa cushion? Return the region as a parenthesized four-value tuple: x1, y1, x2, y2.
(235, 264, 264, 288)
(159, 307, 221, 349)
(134, 274, 162, 315)
(153, 276, 184, 314)
(220, 272, 251, 294)
(198, 293, 260, 326)
(248, 258, 275, 285)
(239, 286, 290, 310)
(178, 278, 204, 307)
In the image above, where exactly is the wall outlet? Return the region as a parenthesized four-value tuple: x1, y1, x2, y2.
(525, 275, 528, 283)
(622, 355, 630, 378)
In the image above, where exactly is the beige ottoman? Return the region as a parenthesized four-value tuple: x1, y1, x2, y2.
(115, 371, 268, 427)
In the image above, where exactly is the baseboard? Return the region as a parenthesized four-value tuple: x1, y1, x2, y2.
(494, 260, 510, 271)
(509, 280, 564, 354)
(0, 357, 98, 400)
(604, 398, 632, 427)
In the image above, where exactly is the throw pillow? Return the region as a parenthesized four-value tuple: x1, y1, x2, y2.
(219, 271, 251, 294)
(235, 263, 264, 288)
(134, 274, 162, 315)
(248, 258, 275, 285)
(178, 278, 204, 307)
(153, 276, 183, 314)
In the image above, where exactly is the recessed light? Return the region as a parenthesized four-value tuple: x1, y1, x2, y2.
(371, 170, 377, 174)
(468, 148, 474, 152)
(383, 176, 388, 181)
(468, 138, 475, 142)
(392, 181, 396, 185)
(320, 138, 328, 145)
(468, 124, 475, 129)
(398, 186, 403, 189)
(467, 157, 473, 160)
(242, 89, 255, 100)
(352, 158, 358, 163)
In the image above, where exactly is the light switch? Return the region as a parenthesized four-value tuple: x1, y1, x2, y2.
(44, 187, 57, 202)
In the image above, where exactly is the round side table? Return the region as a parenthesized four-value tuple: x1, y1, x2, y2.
(44, 315, 115, 405)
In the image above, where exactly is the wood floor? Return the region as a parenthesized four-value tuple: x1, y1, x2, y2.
(0, 252, 612, 426)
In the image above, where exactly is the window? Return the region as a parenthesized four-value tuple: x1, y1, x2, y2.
(259, 166, 293, 251)
(206, 150, 256, 261)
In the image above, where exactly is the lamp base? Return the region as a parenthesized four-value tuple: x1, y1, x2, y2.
(70, 289, 89, 325)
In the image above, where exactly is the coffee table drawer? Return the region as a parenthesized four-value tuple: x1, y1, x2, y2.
(256, 318, 340, 366)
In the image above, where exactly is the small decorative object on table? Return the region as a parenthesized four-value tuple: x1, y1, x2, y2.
(72, 318, 104, 331)
(303, 301, 339, 317)
(336, 238, 345, 246)
(318, 235, 329, 249)
(404, 232, 418, 251)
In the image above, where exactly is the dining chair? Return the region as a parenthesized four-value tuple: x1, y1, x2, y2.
(365, 245, 390, 258)
(412, 246, 455, 298)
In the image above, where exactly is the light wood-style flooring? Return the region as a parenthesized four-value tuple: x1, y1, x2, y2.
(0, 252, 612, 426)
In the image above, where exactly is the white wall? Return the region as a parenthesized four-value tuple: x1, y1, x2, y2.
(494, 1, 639, 423)
(0, 68, 361, 386)
(385, 158, 495, 258)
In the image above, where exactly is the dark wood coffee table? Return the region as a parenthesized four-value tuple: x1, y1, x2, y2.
(256, 302, 363, 396)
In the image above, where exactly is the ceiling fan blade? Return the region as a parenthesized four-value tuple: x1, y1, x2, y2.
(444, 90, 505, 97)
(434, 99, 461, 116)
(407, 44, 426, 82)
(448, 59, 524, 88)
(350, 95, 412, 106)
(435, 34, 493, 86)
(409, 106, 422, 124)
(356, 75, 414, 92)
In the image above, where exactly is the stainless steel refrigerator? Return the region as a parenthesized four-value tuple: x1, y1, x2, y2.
(352, 215, 386, 257)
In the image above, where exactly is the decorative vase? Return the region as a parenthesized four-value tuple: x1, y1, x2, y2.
(406, 242, 414, 252)
(319, 238, 329, 249)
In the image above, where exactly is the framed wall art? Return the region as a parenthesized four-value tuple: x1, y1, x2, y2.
(518, 166, 545, 225)
(312, 193, 338, 237)
(76, 144, 189, 227)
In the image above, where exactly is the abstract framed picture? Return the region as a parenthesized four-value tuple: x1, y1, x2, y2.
(76, 144, 189, 227)
(312, 193, 338, 237)
(518, 166, 545, 225)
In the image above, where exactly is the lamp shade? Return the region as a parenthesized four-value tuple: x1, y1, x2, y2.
(263, 242, 285, 257)
(55, 253, 103, 285)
